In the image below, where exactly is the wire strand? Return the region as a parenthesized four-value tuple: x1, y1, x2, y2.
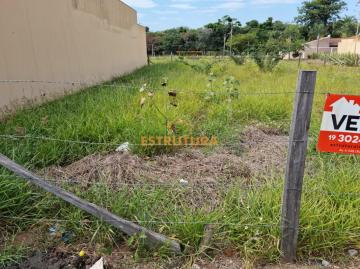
(0, 134, 291, 147)
(1, 174, 359, 197)
(1, 215, 360, 234)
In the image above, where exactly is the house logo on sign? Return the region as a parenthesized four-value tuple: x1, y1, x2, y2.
(321, 97, 360, 132)
(318, 94, 360, 155)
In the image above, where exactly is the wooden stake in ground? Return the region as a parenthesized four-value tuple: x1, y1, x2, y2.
(0, 153, 181, 254)
(280, 70, 317, 262)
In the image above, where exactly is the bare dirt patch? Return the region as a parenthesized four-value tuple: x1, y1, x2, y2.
(240, 126, 288, 177)
(44, 149, 251, 189)
(43, 126, 288, 190)
(5, 242, 359, 269)
(6, 248, 103, 269)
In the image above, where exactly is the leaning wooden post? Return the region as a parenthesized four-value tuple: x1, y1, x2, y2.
(281, 70, 317, 262)
(0, 153, 182, 254)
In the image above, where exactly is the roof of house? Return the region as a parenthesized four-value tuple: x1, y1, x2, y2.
(340, 35, 360, 40)
(304, 36, 341, 47)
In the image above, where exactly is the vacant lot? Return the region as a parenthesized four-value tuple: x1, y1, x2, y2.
(0, 57, 359, 268)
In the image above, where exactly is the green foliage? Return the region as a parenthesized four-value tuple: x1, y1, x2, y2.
(315, 52, 360, 66)
(229, 19, 304, 69)
(307, 23, 328, 40)
(0, 244, 28, 268)
(229, 32, 257, 54)
(296, 0, 347, 39)
(148, 5, 354, 57)
(282, 24, 305, 53)
(223, 76, 240, 98)
(207, 72, 216, 90)
(230, 55, 246, 65)
(252, 54, 283, 72)
(204, 15, 241, 52)
(332, 16, 359, 38)
(178, 57, 218, 74)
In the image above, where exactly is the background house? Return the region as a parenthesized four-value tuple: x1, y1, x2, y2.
(284, 36, 341, 59)
(338, 36, 360, 55)
(0, 0, 147, 111)
(303, 36, 341, 58)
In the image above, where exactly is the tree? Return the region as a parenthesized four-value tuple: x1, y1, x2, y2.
(230, 18, 302, 55)
(229, 32, 257, 54)
(204, 16, 241, 52)
(332, 16, 358, 37)
(182, 29, 199, 51)
(146, 32, 162, 55)
(296, 0, 347, 39)
(159, 28, 186, 53)
(283, 24, 305, 55)
(197, 28, 212, 51)
(229, 18, 301, 70)
(307, 23, 327, 40)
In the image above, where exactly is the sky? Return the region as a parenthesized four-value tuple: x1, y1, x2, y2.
(122, 0, 359, 31)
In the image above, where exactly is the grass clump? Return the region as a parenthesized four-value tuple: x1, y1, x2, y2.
(0, 244, 28, 268)
(312, 52, 360, 66)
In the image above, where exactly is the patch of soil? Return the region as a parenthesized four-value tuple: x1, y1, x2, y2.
(44, 149, 251, 188)
(6, 248, 102, 269)
(240, 126, 288, 178)
(10, 227, 46, 250)
(262, 258, 360, 269)
(195, 256, 360, 269)
(6, 243, 360, 269)
(43, 127, 288, 190)
(195, 255, 244, 269)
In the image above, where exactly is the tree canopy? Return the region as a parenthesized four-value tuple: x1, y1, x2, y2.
(296, 0, 347, 38)
(146, 0, 356, 55)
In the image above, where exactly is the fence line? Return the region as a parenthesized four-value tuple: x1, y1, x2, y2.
(1, 174, 359, 198)
(1, 80, 357, 97)
(0, 134, 292, 147)
(0, 215, 280, 227)
(168, 90, 357, 95)
(0, 134, 121, 146)
(1, 215, 360, 235)
(0, 174, 278, 189)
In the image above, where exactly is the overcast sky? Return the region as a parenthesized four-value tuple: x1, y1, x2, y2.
(122, 0, 359, 31)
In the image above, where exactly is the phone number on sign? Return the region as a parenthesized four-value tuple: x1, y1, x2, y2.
(328, 134, 360, 144)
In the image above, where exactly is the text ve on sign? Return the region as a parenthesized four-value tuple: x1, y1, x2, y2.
(317, 94, 360, 155)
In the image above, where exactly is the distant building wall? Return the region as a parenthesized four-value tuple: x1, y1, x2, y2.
(303, 37, 338, 58)
(0, 0, 147, 111)
(338, 38, 360, 55)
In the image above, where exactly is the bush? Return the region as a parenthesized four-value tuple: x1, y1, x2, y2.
(312, 52, 360, 66)
(251, 54, 282, 72)
(326, 53, 359, 66)
(230, 55, 246, 65)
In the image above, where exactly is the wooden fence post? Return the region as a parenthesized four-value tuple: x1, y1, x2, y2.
(281, 70, 317, 262)
(0, 153, 182, 254)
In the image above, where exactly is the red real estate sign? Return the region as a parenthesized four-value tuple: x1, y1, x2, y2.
(317, 94, 360, 155)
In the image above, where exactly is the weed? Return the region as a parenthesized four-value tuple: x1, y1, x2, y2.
(223, 76, 240, 99)
(252, 54, 282, 72)
(314, 52, 360, 67)
(230, 55, 246, 65)
(0, 243, 28, 267)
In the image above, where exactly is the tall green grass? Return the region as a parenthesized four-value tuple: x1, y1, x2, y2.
(0, 57, 359, 266)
